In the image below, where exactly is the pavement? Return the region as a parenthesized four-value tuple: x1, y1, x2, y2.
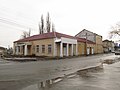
(0, 53, 118, 82)
(0, 58, 14, 64)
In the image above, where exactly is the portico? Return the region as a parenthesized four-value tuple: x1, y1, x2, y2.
(55, 37, 77, 57)
(14, 42, 32, 56)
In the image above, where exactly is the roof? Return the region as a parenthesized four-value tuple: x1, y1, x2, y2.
(75, 29, 102, 37)
(14, 32, 76, 43)
(14, 32, 95, 44)
(103, 39, 114, 43)
(0, 46, 5, 50)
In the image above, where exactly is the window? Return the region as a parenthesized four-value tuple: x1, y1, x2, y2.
(36, 45, 39, 53)
(42, 45, 45, 53)
(18, 46, 20, 52)
(48, 44, 52, 54)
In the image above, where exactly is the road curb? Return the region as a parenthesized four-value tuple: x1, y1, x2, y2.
(40, 63, 103, 88)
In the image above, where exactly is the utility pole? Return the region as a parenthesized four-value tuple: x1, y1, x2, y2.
(85, 33, 88, 55)
(81, 33, 92, 55)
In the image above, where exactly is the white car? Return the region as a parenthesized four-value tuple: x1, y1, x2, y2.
(115, 50, 120, 55)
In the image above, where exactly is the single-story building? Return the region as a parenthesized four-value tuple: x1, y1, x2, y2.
(13, 32, 96, 57)
(14, 32, 78, 57)
(0, 46, 6, 57)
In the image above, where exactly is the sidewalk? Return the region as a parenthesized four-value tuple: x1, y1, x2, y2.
(0, 58, 13, 64)
(3, 53, 111, 62)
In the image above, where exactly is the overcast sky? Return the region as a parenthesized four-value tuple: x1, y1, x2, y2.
(0, 0, 120, 48)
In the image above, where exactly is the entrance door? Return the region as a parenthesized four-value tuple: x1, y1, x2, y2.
(63, 47, 67, 56)
(87, 48, 90, 55)
(91, 48, 94, 54)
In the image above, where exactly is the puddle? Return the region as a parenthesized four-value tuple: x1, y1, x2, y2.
(21, 62, 120, 90)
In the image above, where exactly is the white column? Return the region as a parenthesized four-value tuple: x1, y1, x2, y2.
(54, 42, 57, 56)
(16, 46, 19, 55)
(60, 42, 63, 57)
(76, 44, 78, 56)
(71, 44, 73, 56)
(66, 43, 69, 56)
(24, 45, 27, 56)
(40, 81, 46, 88)
(20, 46, 22, 54)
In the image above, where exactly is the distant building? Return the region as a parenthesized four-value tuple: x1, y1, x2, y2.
(75, 29, 103, 54)
(0, 46, 6, 57)
(114, 43, 118, 47)
(103, 40, 114, 53)
(114, 42, 120, 51)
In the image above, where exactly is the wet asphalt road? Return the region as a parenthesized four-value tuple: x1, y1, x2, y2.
(0, 53, 119, 90)
(36, 61, 120, 90)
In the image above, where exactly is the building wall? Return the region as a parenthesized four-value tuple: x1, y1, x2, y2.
(14, 38, 55, 56)
(13, 43, 22, 55)
(95, 35, 103, 53)
(103, 40, 115, 52)
(0, 49, 5, 56)
(32, 38, 54, 57)
(76, 29, 103, 54)
(56, 43, 60, 56)
(87, 43, 96, 54)
(76, 29, 96, 42)
(78, 42, 85, 55)
(77, 42, 95, 55)
(14, 42, 33, 56)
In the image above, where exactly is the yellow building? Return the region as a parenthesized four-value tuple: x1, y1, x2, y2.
(77, 38, 96, 55)
(13, 32, 78, 57)
(95, 34, 103, 54)
(14, 31, 101, 57)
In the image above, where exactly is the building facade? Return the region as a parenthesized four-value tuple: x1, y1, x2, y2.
(77, 38, 95, 55)
(14, 31, 102, 57)
(95, 34, 103, 54)
(0, 46, 6, 57)
(75, 29, 103, 54)
(103, 40, 114, 53)
(13, 32, 78, 57)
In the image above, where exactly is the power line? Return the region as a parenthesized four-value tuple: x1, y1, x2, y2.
(0, 9, 37, 27)
(0, 23, 25, 32)
(0, 16, 38, 31)
(0, 6, 39, 29)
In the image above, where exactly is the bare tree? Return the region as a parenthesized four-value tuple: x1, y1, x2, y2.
(38, 13, 55, 34)
(21, 31, 30, 39)
(46, 12, 51, 33)
(52, 23, 55, 32)
(38, 22, 42, 34)
(109, 22, 120, 39)
(28, 28, 31, 37)
(39, 15, 44, 34)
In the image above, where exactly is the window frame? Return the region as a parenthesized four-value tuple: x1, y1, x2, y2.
(42, 45, 45, 53)
(36, 45, 39, 53)
(48, 44, 52, 54)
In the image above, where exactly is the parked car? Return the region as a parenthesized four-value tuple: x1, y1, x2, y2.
(115, 50, 120, 55)
(112, 51, 115, 53)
